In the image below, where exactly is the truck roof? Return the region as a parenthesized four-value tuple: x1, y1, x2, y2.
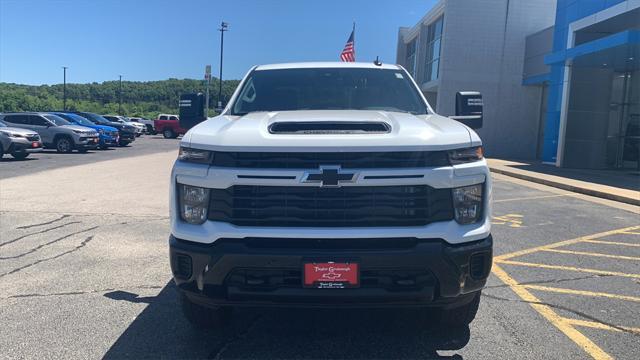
(254, 62, 402, 71)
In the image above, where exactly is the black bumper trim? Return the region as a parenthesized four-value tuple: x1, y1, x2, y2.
(170, 235, 492, 308)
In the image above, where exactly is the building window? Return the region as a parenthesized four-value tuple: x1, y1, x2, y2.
(406, 39, 417, 78)
(424, 16, 443, 83)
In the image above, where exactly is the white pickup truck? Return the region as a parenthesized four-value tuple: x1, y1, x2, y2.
(169, 62, 492, 328)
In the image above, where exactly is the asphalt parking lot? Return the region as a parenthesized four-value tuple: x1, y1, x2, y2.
(0, 139, 638, 359)
(0, 135, 180, 180)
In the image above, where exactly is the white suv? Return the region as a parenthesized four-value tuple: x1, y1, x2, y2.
(169, 62, 492, 328)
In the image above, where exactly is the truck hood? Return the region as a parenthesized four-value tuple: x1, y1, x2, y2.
(185, 110, 478, 152)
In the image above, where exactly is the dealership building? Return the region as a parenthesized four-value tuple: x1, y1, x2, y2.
(397, 0, 639, 169)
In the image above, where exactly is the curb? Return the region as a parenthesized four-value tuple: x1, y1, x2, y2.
(489, 166, 640, 207)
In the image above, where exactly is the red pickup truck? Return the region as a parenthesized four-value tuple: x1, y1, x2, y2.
(154, 114, 187, 139)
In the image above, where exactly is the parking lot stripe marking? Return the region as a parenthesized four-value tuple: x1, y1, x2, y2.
(492, 264, 613, 360)
(493, 194, 568, 203)
(540, 248, 640, 261)
(580, 239, 640, 247)
(523, 284, 640, 303)
(494, 225, 640, 261)
(497, 260, 640, 279)
(564, 319, 640, 335)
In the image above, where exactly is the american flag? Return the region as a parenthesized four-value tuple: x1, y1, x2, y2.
(340, 30, 355, 62)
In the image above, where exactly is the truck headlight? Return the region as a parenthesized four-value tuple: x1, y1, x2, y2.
(178, 147, 212, 164)
(449, 146, 483, 164)
(178, 184, 210, 224)
(452, 184, 483, 224)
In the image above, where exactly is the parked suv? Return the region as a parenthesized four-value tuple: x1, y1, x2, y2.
(0, 120, 43, 159)
(72, 112, 136, 147)
(103, 115, 145, 136)
(53, 112, 119, 149)
(129, 117, 156, 135)
(0, 112, 99, 153)
(169, 63, 492, 329)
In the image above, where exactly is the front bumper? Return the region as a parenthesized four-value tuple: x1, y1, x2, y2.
(119, 132, 136, 142)
(8, 140, 43, 153)
(76, 136, 100, 149)
(170, 234, 492, 308)
(99, 134, 119, 146)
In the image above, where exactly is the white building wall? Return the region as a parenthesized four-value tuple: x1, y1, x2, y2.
(398, 0, 557, 159)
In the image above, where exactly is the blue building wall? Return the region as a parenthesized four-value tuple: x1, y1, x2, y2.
(542, 0, 628, 163)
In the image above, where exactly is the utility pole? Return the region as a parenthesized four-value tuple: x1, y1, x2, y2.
(62, 66, 68, 110)
(118, 75, 122, 115)
(218, 21, 228, 110)
(205, 65, 211, 116)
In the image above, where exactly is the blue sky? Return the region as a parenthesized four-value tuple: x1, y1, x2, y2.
(0, 0, 436, 85)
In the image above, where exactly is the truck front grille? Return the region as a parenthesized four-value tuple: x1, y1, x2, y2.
(211, 151, 449, 169)
(208, 185, 453, 227)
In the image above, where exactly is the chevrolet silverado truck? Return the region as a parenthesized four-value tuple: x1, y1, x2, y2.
(169, 62, 492, 328)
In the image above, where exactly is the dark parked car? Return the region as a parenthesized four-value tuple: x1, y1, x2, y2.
(72, 111, 136, 147)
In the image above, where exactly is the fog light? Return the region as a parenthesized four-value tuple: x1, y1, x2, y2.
(452, 184, 483, 224)
(178, 184, 210, 224)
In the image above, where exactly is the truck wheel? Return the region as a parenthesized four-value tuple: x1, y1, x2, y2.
(11, 152, 29, 160)
(55, 136, 73, 153)
(437, 291, 481, 326)
(163, 129, 176, 139)
(178, 291, 232, 329)
(146, 125, 154, 134)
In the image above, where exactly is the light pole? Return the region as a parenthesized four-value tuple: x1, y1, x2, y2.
(218, 21, 228, 110)
(62, 66, 68, 110)
(118, 75, 122, 115)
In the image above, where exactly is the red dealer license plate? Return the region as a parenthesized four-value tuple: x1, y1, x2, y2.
(303, 262, 359, 288)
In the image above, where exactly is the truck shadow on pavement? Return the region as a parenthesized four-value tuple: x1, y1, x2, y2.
(103, 281, 469, 359)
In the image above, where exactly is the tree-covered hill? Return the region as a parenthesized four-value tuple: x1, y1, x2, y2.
(0, 78, 240, 119)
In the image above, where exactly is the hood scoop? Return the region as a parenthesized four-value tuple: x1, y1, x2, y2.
(268, 121, 391, 134)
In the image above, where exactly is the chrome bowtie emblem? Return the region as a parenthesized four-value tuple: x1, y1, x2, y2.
(302, 166, 356, 187)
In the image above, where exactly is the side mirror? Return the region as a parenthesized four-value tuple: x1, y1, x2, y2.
(179, 93, 206, 130)
(450, 91, 483, 129)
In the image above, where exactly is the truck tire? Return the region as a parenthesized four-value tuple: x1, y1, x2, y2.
(11, 152, 29, 160)
(163, 129, 176, 139)
(178, 291, 232, 329)
(437, 291, 481, 326)
(146, 125, 155, 135)
(55, 136, 73, 153)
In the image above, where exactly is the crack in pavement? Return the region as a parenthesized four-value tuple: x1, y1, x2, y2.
(484, 273, 613, 289)
(207, 314, 264, 360)
(0, 285, 164, 299)
(15, 215, 71, 229)
(0, 221, 82, 248)
(0, 235, 96, 278)
(0, 226, 99, 260)
(481, 292, 640, 337)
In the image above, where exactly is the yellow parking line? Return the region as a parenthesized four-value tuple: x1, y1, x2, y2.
(540, 248, 640, 261)
(523, 284, 640, 303)
(564, 318, 640, 335)
(495, 225, 640, 261)
(581, 239, 640, 247)
(492, 264, 613, 360)
(496, 260, 640, 279)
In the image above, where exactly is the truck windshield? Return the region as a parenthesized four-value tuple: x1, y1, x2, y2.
(230, 68, 429, 116)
